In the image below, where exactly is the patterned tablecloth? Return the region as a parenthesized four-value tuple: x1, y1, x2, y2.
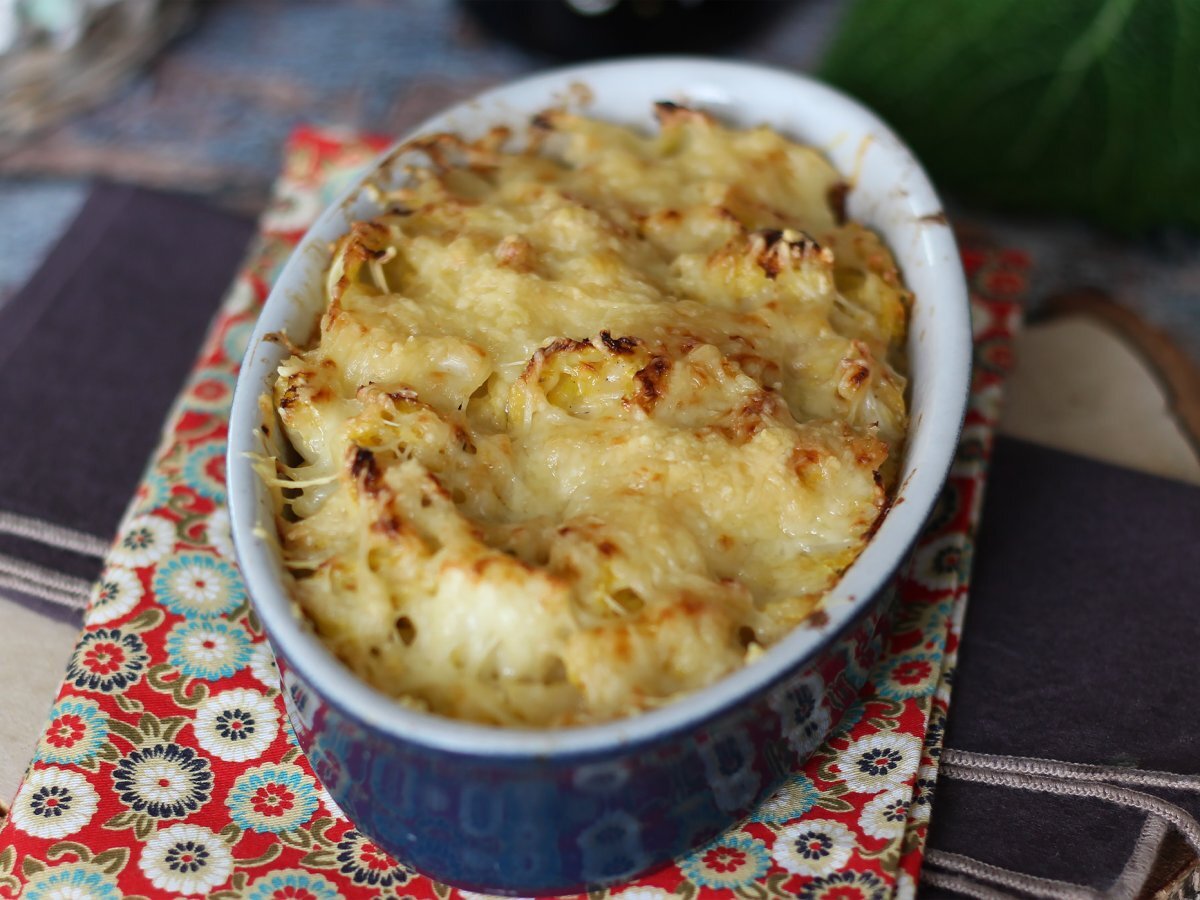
(0, 127, 1025, 899)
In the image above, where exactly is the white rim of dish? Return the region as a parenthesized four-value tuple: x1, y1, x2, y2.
(229, 57, 971, 757)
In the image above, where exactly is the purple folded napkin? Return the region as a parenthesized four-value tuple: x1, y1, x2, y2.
(0, 183, 253, 611)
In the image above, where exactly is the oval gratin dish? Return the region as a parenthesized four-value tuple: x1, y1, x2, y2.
(227, 57, 971, 896)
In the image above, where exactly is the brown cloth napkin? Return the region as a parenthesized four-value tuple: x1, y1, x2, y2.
(922, 438, 1200, 898)
(0, 183, 253, 611)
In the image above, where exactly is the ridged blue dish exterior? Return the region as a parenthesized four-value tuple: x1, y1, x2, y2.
(273, 587, 892, 895)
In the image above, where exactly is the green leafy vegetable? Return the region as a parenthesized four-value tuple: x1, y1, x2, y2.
(819, 0, 1200, 233)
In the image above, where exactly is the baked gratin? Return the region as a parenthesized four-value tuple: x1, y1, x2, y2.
(261, 104, 911, 727)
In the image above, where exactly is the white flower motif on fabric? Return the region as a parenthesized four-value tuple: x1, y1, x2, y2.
(950, 423, 992, 477)
(936, 665, 956, 706)
(222, 276, 259, 317)
(109, 514, 175, 568)
(836, 731, 922, 794)
(207, 508, 236, 560)
(924, 709, 947, 761)
(139, 823, 233, 896)
(249, 642, 280, 690)
(194, 688, 279, 763)
(858, 788, 910, 840)
(970, 301, 995, 338)
(86, 566, 142, 625)
(10, 766, 99, 839)
(772, 818, 854, 877)
(112, 743, 213, 820)
(972, 383, 1005, 429)
(134, 763, 191, 807)
(910, 534, 969, 592)
(910, 763, 938, 824)
(261, 179, 323, 235)
(895, 870, 917, 900)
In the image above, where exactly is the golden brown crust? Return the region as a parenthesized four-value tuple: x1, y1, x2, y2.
(264, 105, 911, 727)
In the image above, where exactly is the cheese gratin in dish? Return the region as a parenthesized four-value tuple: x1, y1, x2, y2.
(262, 103, 911, 727)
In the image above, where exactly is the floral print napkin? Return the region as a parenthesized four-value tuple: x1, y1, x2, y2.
(0, 127, 1026, 900)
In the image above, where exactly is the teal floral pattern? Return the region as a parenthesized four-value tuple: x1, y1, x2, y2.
(166, 619, 253, 680)
(155, 552, 245, 618)
(680, 834, 771, 889)
(872, 652, 944, 702)
(227, 763, 319, 834)
(35, 696, 108, 765)
(245, 868, 345, 900)
(752, 773, 820, 824)
(20, 862, 122, 900)
(182, 443, 229, 504)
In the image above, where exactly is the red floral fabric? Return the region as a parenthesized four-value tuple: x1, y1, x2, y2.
(0, 128, 1027, 900)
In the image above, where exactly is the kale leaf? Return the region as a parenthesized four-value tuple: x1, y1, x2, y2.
(820, 0, 1200, 233)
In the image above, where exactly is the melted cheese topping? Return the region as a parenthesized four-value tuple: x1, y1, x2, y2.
(264, 105, 910, 726)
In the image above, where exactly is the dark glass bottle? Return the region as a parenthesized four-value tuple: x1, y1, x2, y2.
(460, 0, 798, 60)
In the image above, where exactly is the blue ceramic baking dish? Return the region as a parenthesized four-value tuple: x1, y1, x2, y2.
(228, 58, 971, 895)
